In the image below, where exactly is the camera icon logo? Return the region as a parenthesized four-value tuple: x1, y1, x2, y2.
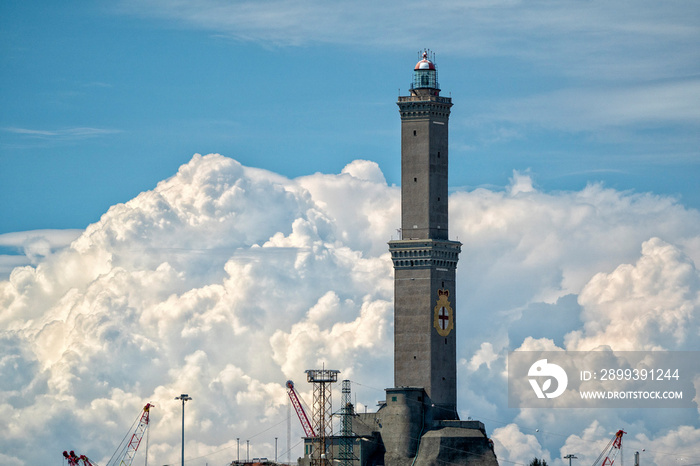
(528, 359, 568, 399)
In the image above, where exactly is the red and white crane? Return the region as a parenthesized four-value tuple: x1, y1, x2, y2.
(592, 429, 626, 466)
(286, 380, 316, 438)
(107, 403, 155, 466)
(62, 450, 96, 466)
(62, 402, 154, 466)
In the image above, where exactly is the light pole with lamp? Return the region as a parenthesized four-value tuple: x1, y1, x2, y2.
(564, 454, 578, 466)
(175, 394, 192, 466)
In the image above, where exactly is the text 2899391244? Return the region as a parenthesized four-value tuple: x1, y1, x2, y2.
(507, 351, 697, 408)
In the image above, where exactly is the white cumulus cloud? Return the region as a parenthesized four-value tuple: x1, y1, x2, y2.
(1, 154, 698, 465)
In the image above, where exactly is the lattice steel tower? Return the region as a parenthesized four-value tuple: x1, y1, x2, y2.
(338, 380, 354, 466)
(389, 50, 461, 420)
(305, 369, 339, 466)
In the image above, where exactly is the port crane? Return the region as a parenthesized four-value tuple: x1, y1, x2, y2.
(62, 403, 154, 466)
(592, 429, 626, 466)
(286, 380, 316, 438)
(107, 403, 154, 466)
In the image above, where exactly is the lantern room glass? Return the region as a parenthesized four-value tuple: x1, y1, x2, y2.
(412, 69, 438, 90)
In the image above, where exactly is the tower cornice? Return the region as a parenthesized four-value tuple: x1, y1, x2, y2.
(397, 95, 452, 121)
(388, 239, 461, 271)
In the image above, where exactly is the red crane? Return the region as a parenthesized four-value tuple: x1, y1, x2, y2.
(592, 429, 626, 466)
(286, 380, 316, 438)
(62, 450, 96, 466)
(61, 403, 154, 466)
(107, 403, 155, 466)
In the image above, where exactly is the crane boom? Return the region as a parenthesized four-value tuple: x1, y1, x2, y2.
(593, 429, 625, 466)
(121, 403, 153, 466)
(286, 380, 316, 438)
(106, 403, 155, 466)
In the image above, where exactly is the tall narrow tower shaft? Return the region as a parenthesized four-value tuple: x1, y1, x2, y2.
(389, 52, 461, 420)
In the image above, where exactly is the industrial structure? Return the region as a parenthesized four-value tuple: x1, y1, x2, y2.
(593, 430, 625, 466)
(296, 52, 499, 466)
(307, 369, 340, 466)
(111, 403, 154, 466)
(287, 380, 316, 439)
(337, 380, 354, 466)
(61, 403, 154, 466)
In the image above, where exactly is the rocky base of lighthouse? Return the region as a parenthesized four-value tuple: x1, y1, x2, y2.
(349, 388, 499, 466)
(411, 421, 499, 466)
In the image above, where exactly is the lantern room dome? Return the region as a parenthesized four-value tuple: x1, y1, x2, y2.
(414, 52, 436, 70)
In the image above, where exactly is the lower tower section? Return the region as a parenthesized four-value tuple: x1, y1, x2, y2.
(389, 238, 461, 420)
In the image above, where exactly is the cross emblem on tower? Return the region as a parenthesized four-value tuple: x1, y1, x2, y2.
(438, 307, 449, 329)
(433, 289, 454, 336)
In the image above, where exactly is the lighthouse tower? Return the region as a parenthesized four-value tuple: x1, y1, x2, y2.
(344, 51, 499, 466)
(389, 51, 461, 420)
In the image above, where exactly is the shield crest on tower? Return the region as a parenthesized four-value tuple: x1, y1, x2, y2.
(433, 289, 454, 336)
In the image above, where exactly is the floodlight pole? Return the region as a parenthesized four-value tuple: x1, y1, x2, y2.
(564, 454, 578, 466)
(175, 394, 192, 466)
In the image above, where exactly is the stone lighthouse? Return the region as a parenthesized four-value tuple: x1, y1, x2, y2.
(389, 50, 462, 421)
(347, 52, 499, 466)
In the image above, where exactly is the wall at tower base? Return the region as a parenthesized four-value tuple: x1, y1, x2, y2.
(380, 387, 425, 461)
(348, 389, 498, 466)
(412, 421, 499, 466)
(297, 433, 385, 466)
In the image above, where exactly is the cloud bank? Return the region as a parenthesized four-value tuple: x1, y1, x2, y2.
(115, 0, 700, 81)
(0, 229, 83, 278)
(1, 154, 699, 465)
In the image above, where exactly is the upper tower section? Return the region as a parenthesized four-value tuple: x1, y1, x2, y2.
(397, 51, 452, 240)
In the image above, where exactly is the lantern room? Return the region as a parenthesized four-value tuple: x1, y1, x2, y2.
(411, 51, 439, 91)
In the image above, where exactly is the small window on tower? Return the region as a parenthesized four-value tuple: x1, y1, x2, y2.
(414, 177, 417, 182)
(413, 130, 417, 136)
(437, 151, 441, 158)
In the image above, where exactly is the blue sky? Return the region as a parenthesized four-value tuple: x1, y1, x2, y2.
(1, 2, 700, 465)
(2, 0, 698, 234)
